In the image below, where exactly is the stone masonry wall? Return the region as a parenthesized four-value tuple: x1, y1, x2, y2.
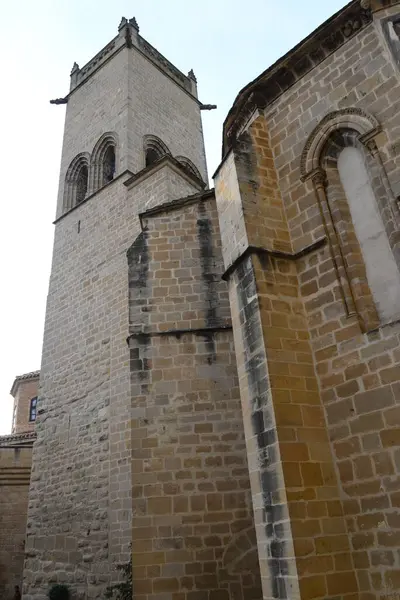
(215, 5, 400, 600)
(127, 195, 263, 600)
(13, 379, 39, 434)
(26, 19, 209, 596)
(265, 8, 400, 599)
(0, 447, 32, 599)
(57, 29, 207, 218)
(216, 114, 360, 600)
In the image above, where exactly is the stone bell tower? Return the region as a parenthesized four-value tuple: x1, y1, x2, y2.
(23, 17, 210, 598)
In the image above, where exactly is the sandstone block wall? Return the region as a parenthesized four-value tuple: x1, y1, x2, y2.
(215, 4, 400, 600)
(127, 194, 262, 600)
(267, 7, 400, 598)
(0, 446, 32, 599)
(25, 29, 210, 592)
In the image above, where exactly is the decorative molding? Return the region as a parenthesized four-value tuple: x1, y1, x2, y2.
(310, 168, 328, 189)
(143, 134, 171, 162)
(301, 108, 380, 180)
(175, 155, 203, 182)
(90, 131, 119, 193)
(138, 37, 188, 87)
(223, 1, 372, 154)
(0, 431, 36, 447)
(72, 40, 117, 89)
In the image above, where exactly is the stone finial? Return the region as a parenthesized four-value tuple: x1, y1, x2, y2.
(360, 0, 370, 8)
(70, 62, 80, 75)
(188, 69, 197, 83)
(129, 17, 139, 31)
(118, 17, 128, 31)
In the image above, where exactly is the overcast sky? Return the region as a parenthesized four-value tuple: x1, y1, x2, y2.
(0, 0, 347, 434)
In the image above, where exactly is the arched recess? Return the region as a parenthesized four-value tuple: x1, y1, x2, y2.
(90, 132, 118, 192)
(175, 155, 203, 182)
(143, 135, 171, 167)
(301, 108, 400, 330)
(63, 152, 90, 212)
(300, 108, 380, 179)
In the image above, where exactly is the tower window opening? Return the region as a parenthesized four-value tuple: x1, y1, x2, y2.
(76, 165, 88, 203)
(103, 145, 116, 185)
(145, 148, 162, 167)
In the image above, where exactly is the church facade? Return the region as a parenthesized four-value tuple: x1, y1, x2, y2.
(14, 1, 400, 599)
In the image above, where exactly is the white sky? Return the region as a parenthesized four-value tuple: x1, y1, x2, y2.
(0, 0, 347, 434)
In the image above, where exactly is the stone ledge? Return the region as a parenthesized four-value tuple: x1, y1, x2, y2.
(221, 237, 327, 281)
(139, 189, 214, 221)
(127, 324, 232, 345)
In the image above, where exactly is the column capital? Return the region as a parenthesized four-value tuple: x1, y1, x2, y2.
(310, 168, 327, 190)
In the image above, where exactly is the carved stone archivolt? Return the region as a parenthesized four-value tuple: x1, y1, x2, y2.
(298, 107, 400, 332)
(300, 107, 380, 180)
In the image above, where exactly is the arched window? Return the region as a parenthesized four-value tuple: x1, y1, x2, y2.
(63, 153, 90, 212)
(76, 164, 88, 203)
(145, 147, 162, 167)
(301, 108, 400, 330)
(176, 156, 203, 182)
(337, 146, 400, 323)
(103, 145, 116, 185)
(143, 135, 171, 168)
(91, 132, 118, 192)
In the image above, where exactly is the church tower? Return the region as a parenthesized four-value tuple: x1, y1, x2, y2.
(23, 17, 262, 600)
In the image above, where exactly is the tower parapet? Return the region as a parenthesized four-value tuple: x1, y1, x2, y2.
(69, 17, 197, 98)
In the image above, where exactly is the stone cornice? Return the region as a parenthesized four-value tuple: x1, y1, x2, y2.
(10, 370, 40, 397)
(222, 0, 372, 155)
(139, 189, 214, 221)
(123, 155, 206, 192)
(0, 431, 36, 447)
(221, 237, 327, 281)
(67, 21, 199, 102)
